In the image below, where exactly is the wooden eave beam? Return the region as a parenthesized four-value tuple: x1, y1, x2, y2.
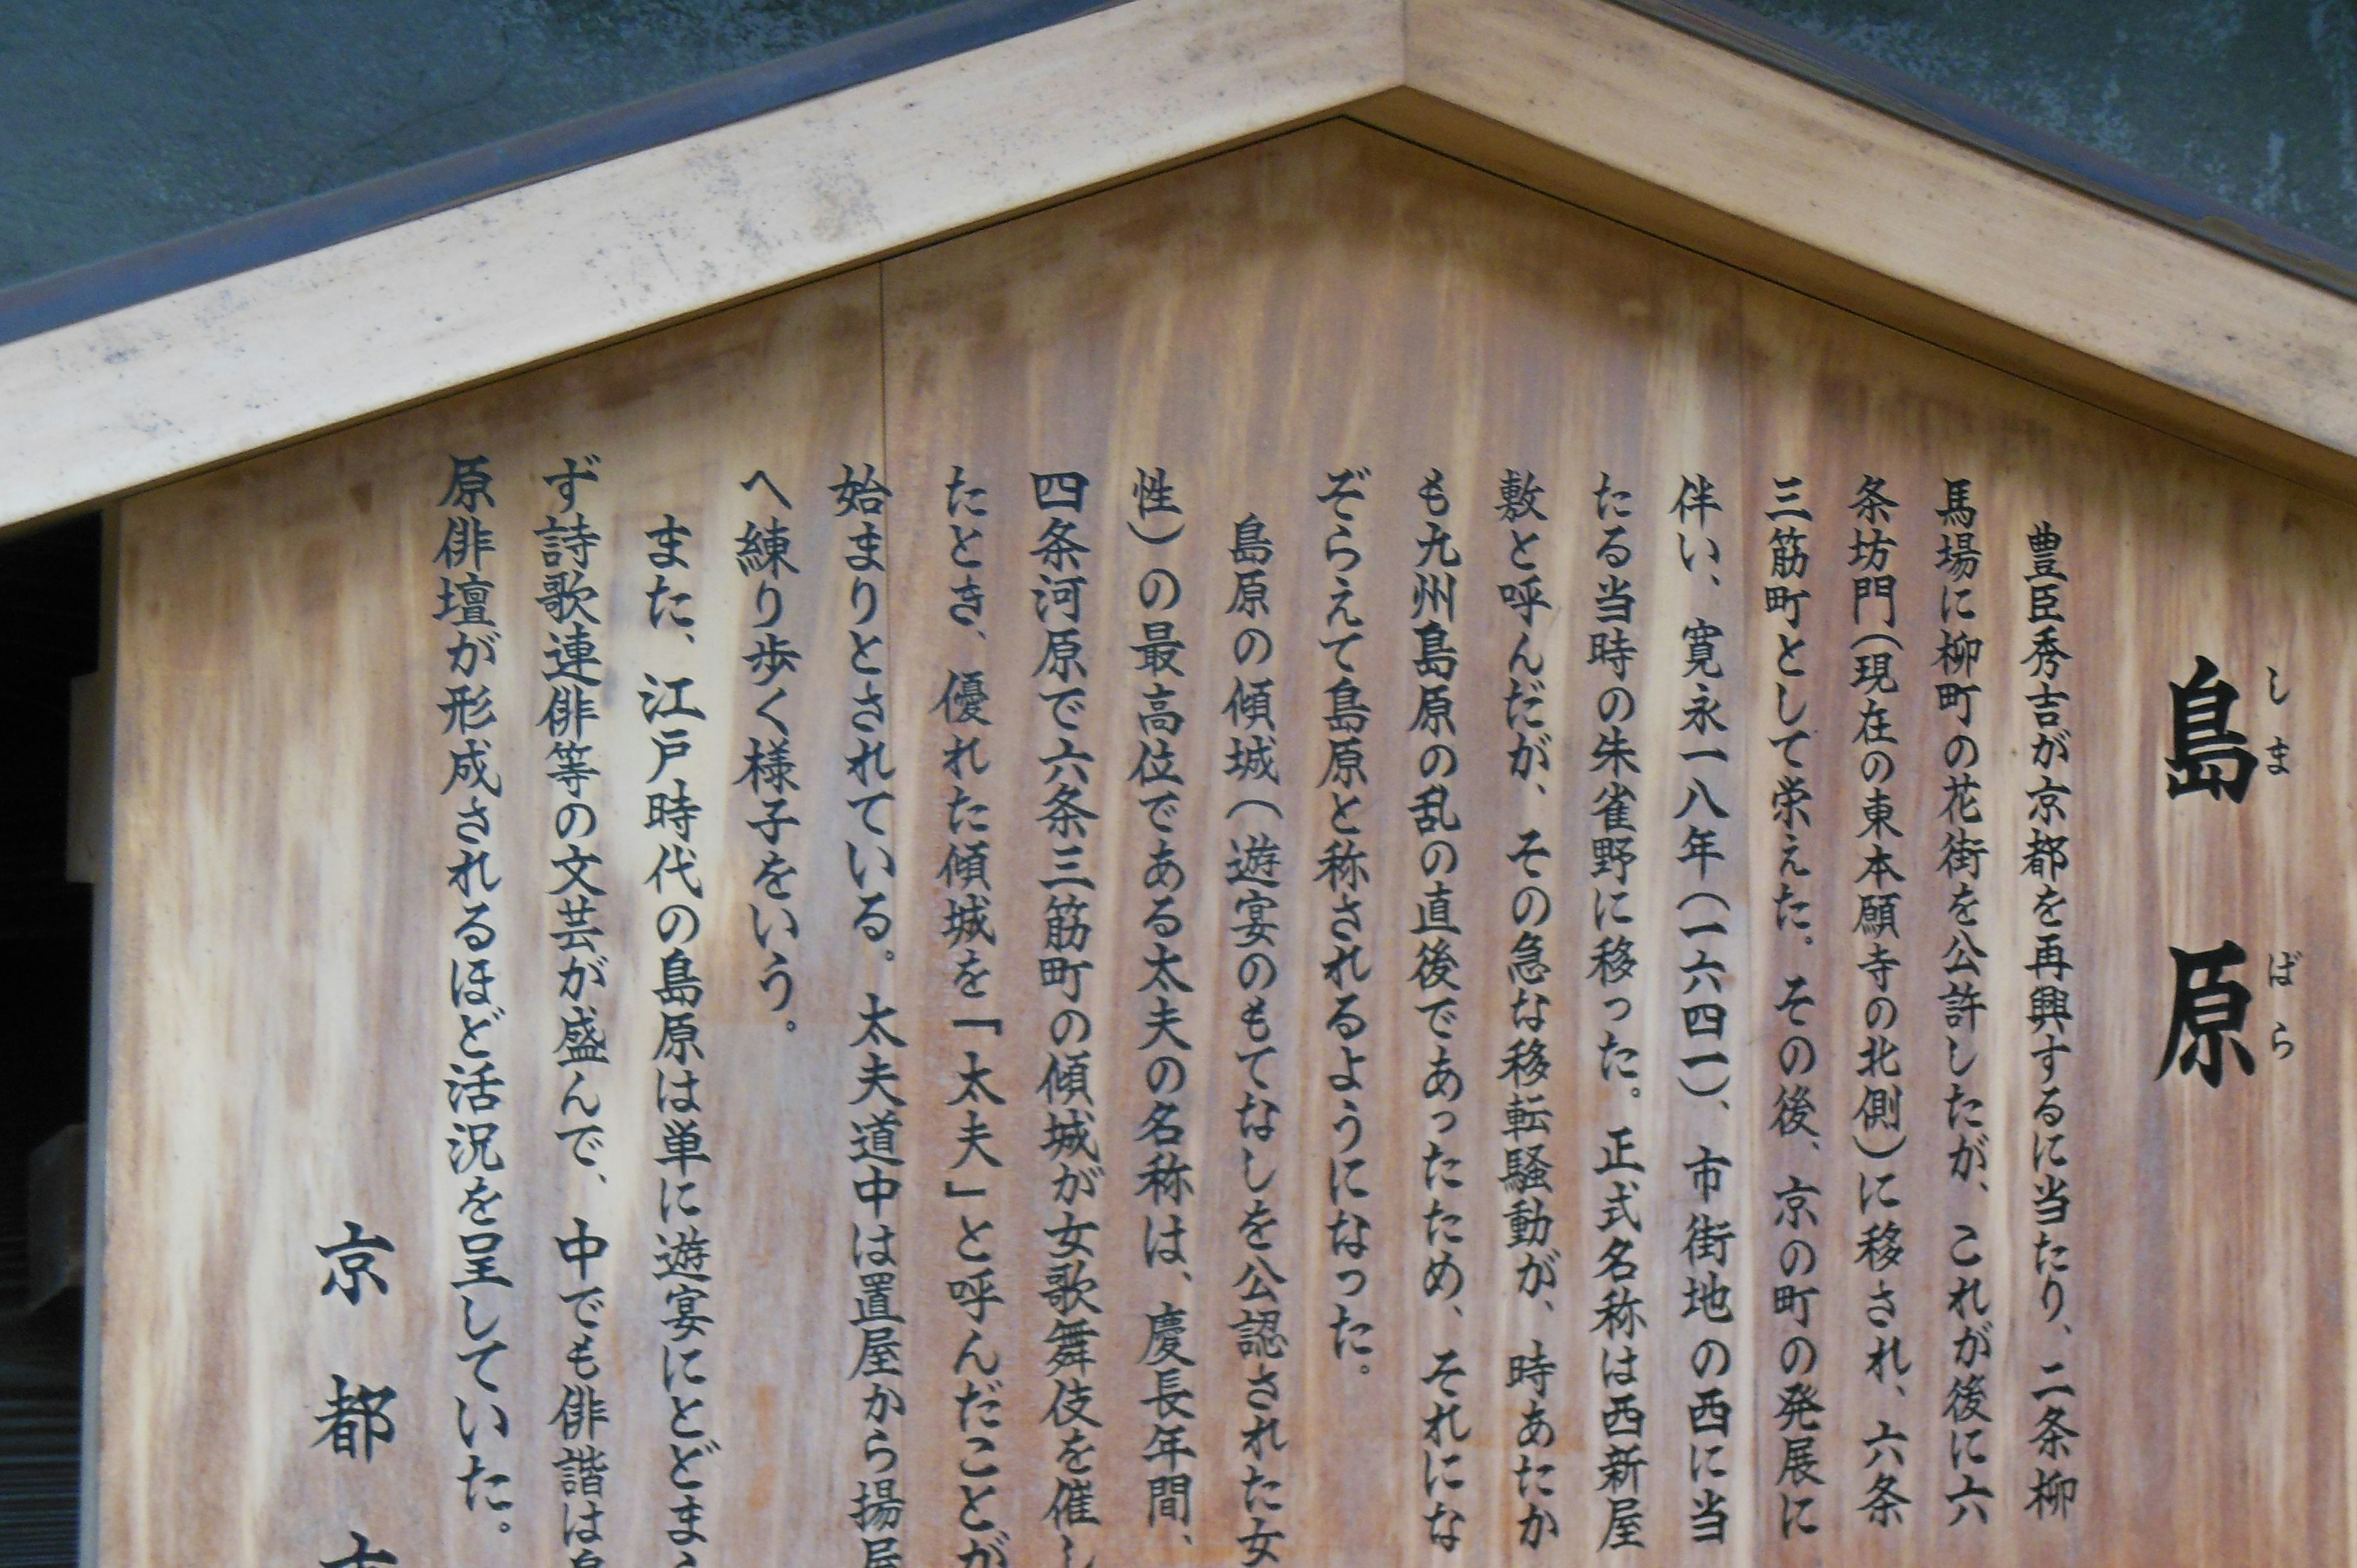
(0, 0, 1406, 531)
(2, 0, 2355, 533)
(1384, 0, 2357, 499)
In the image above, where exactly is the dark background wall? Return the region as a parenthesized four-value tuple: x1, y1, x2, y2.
(0, 514, 101, 1568)
(1, 1, 2353, 295)
(0, 0, 942, 288)
(1731, 0, 2357, 254)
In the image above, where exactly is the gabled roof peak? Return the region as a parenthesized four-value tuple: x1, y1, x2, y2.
(4, 0, 2352, 530)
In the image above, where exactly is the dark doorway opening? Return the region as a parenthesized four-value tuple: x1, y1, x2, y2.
(0, 512, 101, 1568)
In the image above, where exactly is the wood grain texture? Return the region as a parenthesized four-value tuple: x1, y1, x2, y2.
(12, 0, 2357, 541)
(100, 121, 2357, 1564)
(102, 270, 890, 1566)
(0, 0, 1399, 533)
(1392, 0, 2357, 499)
(1347, 86, 2357, 506)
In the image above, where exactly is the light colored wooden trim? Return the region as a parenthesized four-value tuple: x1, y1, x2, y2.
(0, 0, 1403, 531)
(8, 0, 2357, 528)
(1396, 0, 2357, 499)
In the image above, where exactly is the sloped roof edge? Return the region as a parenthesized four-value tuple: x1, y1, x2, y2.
(4, 0, 2353, 533)
(1618, 0, 2357, 303)
(0, 0, 1119, 353)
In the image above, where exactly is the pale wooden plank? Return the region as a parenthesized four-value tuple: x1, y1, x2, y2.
(0, 0, 1401, 533)
(1395, 0, 2357, 498)
(13, 0, 2357, 541)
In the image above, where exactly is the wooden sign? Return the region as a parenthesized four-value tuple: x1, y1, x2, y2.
(100, 123, 2353, 1565)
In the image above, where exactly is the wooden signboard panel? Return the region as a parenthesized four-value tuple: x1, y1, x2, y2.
(101, 122, 2354, 1565)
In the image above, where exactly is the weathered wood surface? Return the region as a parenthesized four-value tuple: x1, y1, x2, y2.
(16, 0, 2357, 533)
(1389, 0, 2357, 496)
(102, 122, 2353, 1565)
(103, 269, 888, 1566)
(0, 0, 1401, 533)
